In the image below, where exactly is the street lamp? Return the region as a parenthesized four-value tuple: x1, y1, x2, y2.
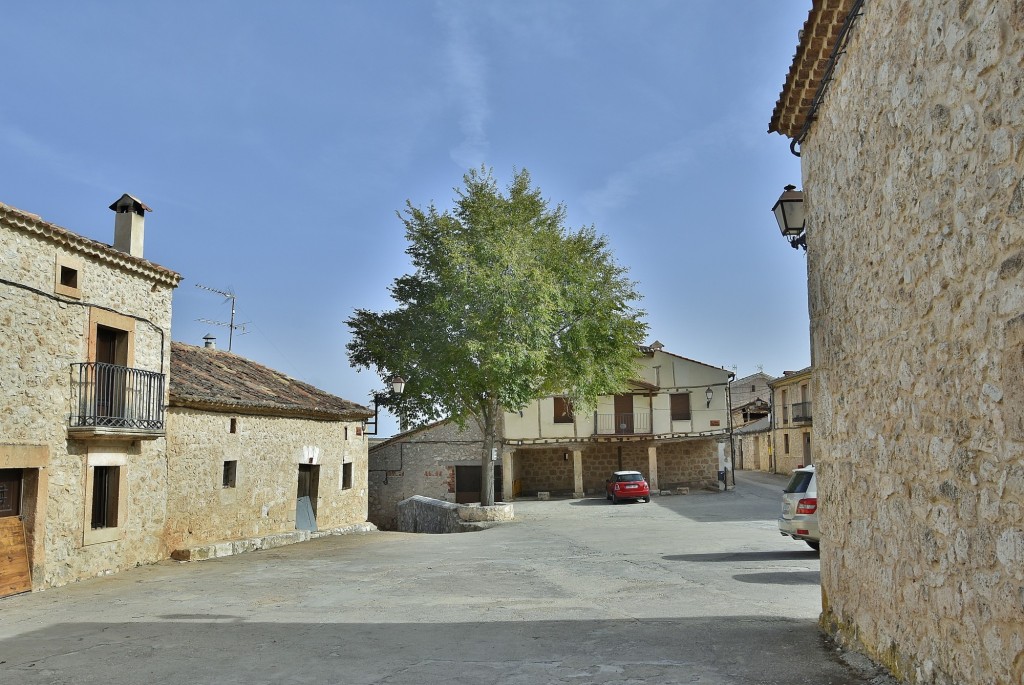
(705, 386, 714, 408)
(772, 184, 806, 251)
(365, 375, 407, 435)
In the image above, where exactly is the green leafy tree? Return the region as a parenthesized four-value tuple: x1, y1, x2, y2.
(347, 167, 647, 505)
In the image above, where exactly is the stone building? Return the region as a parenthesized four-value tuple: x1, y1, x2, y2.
(0, 195, 181, 596)
(503, 342, 735, 496)
(166, 340, 373, 555)
(730, 371, 773, 471)
(770, 1, 1024, 682)
(368, 419, 484, 530)
(769, 367, 812, 474)
(733, 416, 772, 472)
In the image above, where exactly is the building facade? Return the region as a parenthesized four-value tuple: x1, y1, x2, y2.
(771, 1, 1024, 682)
(166, 341, 373, 555)
(769, 367, 812, 475)
(503, 342, 734, 496)
(367, 419, 485, 530)
(1, 196, 180, 595)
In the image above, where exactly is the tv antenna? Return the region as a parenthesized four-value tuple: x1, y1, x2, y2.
(195, 283, 248, 351)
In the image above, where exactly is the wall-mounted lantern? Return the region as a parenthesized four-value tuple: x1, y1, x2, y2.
(705, 386, 714, 408)
(365, 374, 407, 435)
(772, 184, 806, 251)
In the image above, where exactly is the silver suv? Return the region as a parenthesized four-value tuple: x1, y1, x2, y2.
(778, 465, 819, 551)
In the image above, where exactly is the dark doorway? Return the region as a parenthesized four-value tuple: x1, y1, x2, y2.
(455, 465, 503, 504)
(296, 464, 320, 531)
(614, 395, 634, 434)
(0, 469, 22, 518)
(94, 325, 129, 421)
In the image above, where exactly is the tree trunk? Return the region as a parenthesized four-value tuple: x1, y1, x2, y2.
(480, 400, 497, 506)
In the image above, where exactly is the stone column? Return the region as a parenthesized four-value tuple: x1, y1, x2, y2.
(501, 449, 514, 502)
(572, 450, 584, 498)
(647, 445, 659, 491)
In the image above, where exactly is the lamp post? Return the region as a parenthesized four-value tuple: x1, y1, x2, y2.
(772, 184, 806, 250)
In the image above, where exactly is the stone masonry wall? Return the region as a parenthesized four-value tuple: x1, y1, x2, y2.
(1, 222, 175, 589)
(368, 421, 483, 530)
(165, 408, 368, 549)
(801, 2, 1024, 682)
(514, 447, 575, 496)
(653, 439, 719, 491)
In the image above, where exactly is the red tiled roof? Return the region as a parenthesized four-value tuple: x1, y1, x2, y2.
(769, 0, 857, 139)
(169, 341, 372, 420)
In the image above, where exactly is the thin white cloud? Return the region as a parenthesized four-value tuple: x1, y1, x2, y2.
(582, 139, 694, 219)
(436, 3, 490, 169)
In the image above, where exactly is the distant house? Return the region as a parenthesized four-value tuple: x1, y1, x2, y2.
(768, 367, 811, 474)
(367, 419, 484, 530)
(503, 342, 735, 496)
(0, 195, 181, 596)
(166, 340, 373, 556)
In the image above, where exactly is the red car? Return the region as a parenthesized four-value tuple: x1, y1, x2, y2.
(606, 471, 651, 503)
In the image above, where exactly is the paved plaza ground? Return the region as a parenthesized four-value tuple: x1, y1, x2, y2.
(0, 470, 892, 684)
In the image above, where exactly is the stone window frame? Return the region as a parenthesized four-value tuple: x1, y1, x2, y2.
(83, 447, 128, 546)
(341, 462, 353, 490)
(54, 254, 83, 299)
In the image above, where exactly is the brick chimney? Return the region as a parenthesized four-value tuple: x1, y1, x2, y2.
(109, 194, 151, 258)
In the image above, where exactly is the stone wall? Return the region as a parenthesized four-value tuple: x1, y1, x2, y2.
(368, 420, 484, 530)
(735, 432, 771, 472)
(514, 447, 575, 496)
(165, 408, 368, 550)
(801, 2, 1024, 682)
(1, 216, 175, 589)
(652, 440, 719, 491)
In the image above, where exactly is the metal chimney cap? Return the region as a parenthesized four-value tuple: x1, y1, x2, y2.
(202, 334, 217, 349)
(109, 193, 152, 215)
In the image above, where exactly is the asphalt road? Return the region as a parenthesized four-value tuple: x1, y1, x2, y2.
(0, 470, 892, 684)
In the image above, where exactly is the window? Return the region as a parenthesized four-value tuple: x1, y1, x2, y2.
(781, 389, 789, 424)
(784, 434, 790, 454)
(90, 465, 120, 529)
(670, 393, 691, 421)
(229, 418, 237, 434)
(344, 426, 349, 440)
(84, 449, 127, 545)
(751, 384, 756, 393)
(553, 397, 574, 423)
(222, 461, 237, 488)
(54, 255, 83, 299)
(341, 462, 353, 490)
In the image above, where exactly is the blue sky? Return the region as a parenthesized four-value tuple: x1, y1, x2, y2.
(2, 2, 810, 435)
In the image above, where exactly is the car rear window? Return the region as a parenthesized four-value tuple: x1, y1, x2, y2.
(616, 473, 644, 482)
(784, 471, 814, 494)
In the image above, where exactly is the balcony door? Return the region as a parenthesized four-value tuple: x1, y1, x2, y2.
(614, 395, 634, 434)
(95, 325, 128, 421)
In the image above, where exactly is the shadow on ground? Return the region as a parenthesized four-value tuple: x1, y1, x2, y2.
(0, 616, 870, 685)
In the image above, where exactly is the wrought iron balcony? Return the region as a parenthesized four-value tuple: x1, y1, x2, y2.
(69, 362, 166, 437)
(792, 401, 812, 423)
(595, 412, 652, 435)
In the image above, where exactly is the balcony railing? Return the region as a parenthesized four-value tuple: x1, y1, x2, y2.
(69, 362, 166, 432)
(792, 401, 812, 423)
(595, 412, 652, 435)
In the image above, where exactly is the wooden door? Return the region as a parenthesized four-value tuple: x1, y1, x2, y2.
(0, 469, 31, 597)
(614, 394, 634, 434)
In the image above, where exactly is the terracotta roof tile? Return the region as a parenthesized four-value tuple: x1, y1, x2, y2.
(169, 341, 372, 420)
(768, 0, 857, 139)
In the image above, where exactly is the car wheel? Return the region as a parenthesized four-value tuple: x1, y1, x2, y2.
(643, 496, 650, 503)
(611, 494, 618, 505)
(806, 541, 820, 551)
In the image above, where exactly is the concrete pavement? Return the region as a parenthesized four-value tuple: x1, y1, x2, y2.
(0, 470, 893, 684)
